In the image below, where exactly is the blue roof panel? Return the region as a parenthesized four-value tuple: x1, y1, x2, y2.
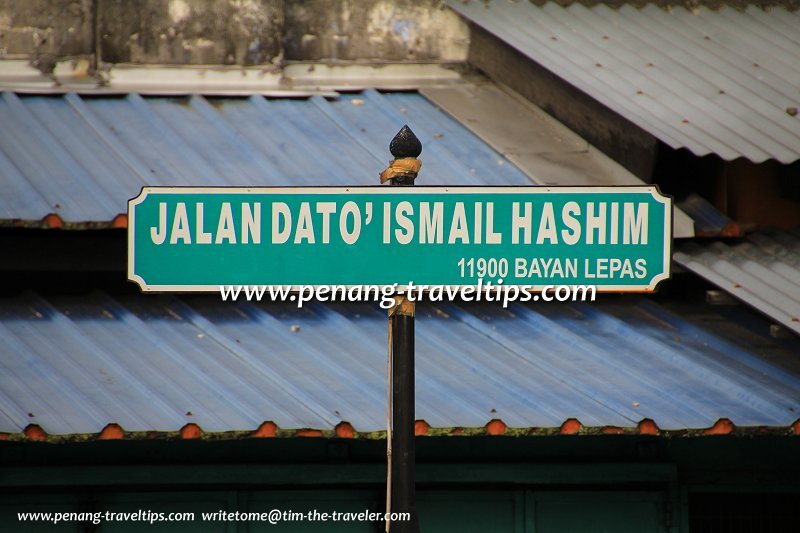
(1, 292, 798, 436)
(0, 90, 534, 225)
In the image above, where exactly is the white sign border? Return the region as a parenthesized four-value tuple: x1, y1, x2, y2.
(128, 185, 673, 293)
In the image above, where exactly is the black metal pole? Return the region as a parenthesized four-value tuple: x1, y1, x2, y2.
(390, 307, 418, 532)
(382, 125, 421, 533)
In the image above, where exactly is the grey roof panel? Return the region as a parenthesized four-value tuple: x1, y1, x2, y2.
(447, 1, 800, 163)
(675, 230, 800, 335)
(420, 83, 696, 237)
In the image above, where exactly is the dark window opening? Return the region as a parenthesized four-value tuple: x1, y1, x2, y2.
(690, 493, 799, 533)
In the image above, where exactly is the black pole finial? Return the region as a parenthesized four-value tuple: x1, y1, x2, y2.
(389, 125, 422, 159)
(380, 125, 422, 185)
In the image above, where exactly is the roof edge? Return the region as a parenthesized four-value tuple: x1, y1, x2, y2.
(0, 60, 465, 95)
(4, 418, 799, 443)
(526, 0, 799, 10)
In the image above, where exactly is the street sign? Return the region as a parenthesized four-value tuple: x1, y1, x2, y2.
(128, 186, 672, 292)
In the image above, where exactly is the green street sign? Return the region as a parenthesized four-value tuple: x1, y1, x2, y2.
(128, 186, 672, 292)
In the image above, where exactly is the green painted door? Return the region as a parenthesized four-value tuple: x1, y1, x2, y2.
(1, 493, 84, 533)
(417, 490, 525, 532)
(530, 491, 668, 533)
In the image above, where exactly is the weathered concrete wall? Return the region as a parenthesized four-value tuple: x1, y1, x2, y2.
(99, 0, 283, 65)
(0, 0, 94, 71)
(1, 0, 466, 68)
(284, 0, 468, 61)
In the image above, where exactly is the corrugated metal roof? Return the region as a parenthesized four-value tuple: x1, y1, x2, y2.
(1, 291, 799, 438)
(447, 1, 800, 164)
(0, 85, 698, 237)
(0, 90, 534, 226)
(676, 193, 740, 237)
(675, 230, 800, 335)
(420, 83, 644, 187)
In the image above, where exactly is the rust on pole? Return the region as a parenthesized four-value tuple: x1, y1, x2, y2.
(382, 125, 421, 533)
